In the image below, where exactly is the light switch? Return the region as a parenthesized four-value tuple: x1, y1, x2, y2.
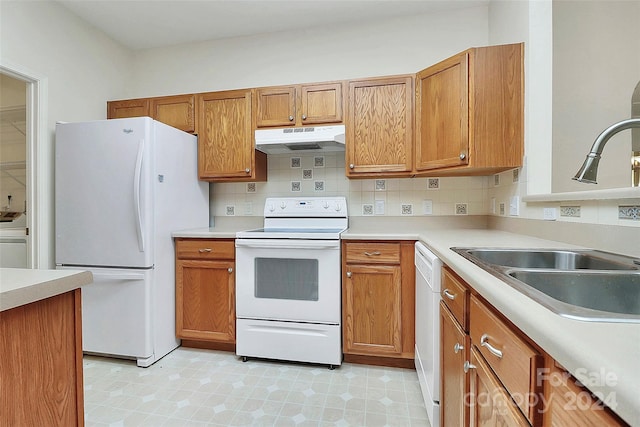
(374, 200, 385, 215)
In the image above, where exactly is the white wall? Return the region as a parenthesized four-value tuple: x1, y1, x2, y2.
(0, 0, 133, 267)
(552, 0, 640, 193)
(129, 6, 489, 97)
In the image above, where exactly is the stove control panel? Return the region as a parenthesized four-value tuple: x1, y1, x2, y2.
(264, 197, 347, 218)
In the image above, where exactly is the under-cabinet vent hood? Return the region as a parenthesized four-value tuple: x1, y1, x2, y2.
(255, 125, 345, 154)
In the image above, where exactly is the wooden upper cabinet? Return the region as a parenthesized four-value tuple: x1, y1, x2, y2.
(150, 94, 196, 133)
(415, 43, 524, 176)
(107, 98, 150, 119)
(346, 76, 414, 178)
(197, 89, 267, 182)
(255, 82, 344, 128)
(108, 95, 196, 133)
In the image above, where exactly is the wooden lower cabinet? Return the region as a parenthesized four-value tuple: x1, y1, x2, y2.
(342, 240, 415, 367)
(175, 238, 236, 348)
(441, 302, 470, 427)
(0, 290, 84, 426)
(468, 346, 530, 427)
(544, 362, 627, 427)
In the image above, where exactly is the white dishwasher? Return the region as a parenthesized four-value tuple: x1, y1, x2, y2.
(415, 241, 442, 427)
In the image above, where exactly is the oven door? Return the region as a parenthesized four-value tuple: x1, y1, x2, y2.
(235, 238, 341, 324)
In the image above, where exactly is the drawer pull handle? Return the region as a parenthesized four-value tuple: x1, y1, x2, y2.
(364, 251, 381, 256)
(454, 343, 464, 354)
(480, 334, 503, 358)
(443, 289, 456, 300)
(463, 361, 476, 373)
(198, 248, 212, 253)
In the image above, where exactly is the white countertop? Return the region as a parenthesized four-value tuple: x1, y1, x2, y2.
(1, 268, 93, 311)
(416, 229, 640, 426)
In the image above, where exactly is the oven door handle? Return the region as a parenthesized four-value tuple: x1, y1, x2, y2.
(235, 239, 339, 250)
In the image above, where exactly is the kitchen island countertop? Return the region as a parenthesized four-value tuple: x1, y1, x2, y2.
(0, 268, 93, 311)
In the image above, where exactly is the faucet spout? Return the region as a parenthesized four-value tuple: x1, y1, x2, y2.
(573, 118, 640, 184)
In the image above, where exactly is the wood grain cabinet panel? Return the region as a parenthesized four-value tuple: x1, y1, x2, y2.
(544, 362, 628, 427)
(0, 290, 84, 426)
(441, 267, 470, 331)
(107, 98, 149, 119)
(342, 240, 415, 366)
(416, 43, 524, 176)
(197, 89, 267, 182)
(440, 302, 470, 427)
(150, 94, 196, 133)
(175, 239, 236, 346)
(346, 76, 414, 177)
(469, 347, 531, 427)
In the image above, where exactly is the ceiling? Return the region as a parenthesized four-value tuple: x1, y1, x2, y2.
(57, 0, 488, 50)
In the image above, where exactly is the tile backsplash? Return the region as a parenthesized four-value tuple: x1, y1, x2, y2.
(210, 152, 489, 217)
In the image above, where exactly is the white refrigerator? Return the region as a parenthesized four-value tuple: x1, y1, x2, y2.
(55, 117, 209, 367)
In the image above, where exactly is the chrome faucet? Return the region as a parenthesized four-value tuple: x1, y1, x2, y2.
(573, 118, 640, 184)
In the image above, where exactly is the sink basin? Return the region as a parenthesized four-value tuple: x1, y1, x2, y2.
(463, 248, 636, 270)
(452, 247, 640, 323)
(507, 270, 640, 321)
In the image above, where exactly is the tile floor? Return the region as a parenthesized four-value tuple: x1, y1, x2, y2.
(83, 347, 430, 426)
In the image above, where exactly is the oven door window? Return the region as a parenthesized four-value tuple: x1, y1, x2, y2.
(255, 258, 318, 301)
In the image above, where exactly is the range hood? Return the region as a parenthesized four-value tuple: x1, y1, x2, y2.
(255, 125, 345, 154)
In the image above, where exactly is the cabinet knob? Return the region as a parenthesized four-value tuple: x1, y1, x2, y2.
(289, 115, 294, 121)
(346, 271, 352, 278)
(454, 343, 464, 354)
(228, 267, 233, 273)
(302, 114, 307, 120)
(349, 164, 354, 169)
(245, 168, 251, 174)
(198, 248, 212, 253)
(463, 361, 476, 373)
(459, 153, 466, 160)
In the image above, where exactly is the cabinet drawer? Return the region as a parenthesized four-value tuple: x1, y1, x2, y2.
(441, 268, 469, 330)
(345, 242, 400, 264)
(470, 295, 542, 424)
(176, 239, 235, 260)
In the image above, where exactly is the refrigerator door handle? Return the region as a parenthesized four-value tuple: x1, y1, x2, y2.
(91, 271, 146, 281)
(133, 138, 145, 253)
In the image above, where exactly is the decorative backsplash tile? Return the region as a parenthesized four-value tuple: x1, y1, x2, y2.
(560, 206, 581, 217)
(225, 205, 235, 216)
(494, 174, 500, 186)
(291, 181, 301, 192)
(512, 168, 519, 183)
(303, 169, 313, 180)
(427, 178, 440, 190)
(618, 205, 640, 220)
(314, 156, 325, 168)
(314, 181, 325, 192)
(290, 157, 301, 168)
(455, 203, 468, 215)
(375, 179, 386, 191)
(401, 204, 413, 215)
(246, 183, 256, 193)
(362, 204, 374, 215)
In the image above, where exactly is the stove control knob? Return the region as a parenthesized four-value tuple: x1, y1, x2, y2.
(280, 201, 287, 210)
(267, 203, 275, 212)
(322, 201, 330, 209)
(335, 203, 342, 212)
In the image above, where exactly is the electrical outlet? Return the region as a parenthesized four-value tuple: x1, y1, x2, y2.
(509, 196, 520, 216)
(374, 200, 385, 215)
(490, 197, 496, 214)
(422, 200, 433, 215)
(243, 202, 253, 215)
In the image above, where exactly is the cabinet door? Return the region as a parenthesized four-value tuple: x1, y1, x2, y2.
(300, 83, 343, 125)
(197, 89, 255, 180)
(469, 347, 530, 427)
(545, 363, 627, 427)
(441, 302, 469, 427)
(343, 264, 402, 355)
(176, 259, 235, 343)
(150, 94, 196, 133)
(107, 98, 150, 119)
(346, 76, 414, 177)
(415, 52, 469, 171)
(255, 86, 296, 127)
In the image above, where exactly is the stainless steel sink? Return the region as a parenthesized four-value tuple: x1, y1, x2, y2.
(452, 247, 640, 323)
(508, 270, 640, 321)
(463, 248, 636, 270)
